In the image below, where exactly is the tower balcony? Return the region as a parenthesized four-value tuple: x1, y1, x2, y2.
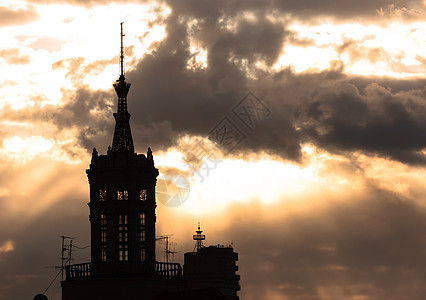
(65, 262, 91, 280)
(64, 261, 182, 281)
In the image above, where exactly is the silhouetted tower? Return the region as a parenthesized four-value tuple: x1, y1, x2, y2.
(62, 22, 239, 300)
(192, 223, 205, 252)
(86, 23, 159, 276)
(184, 227, 240, 300)
(112, 22, 134, 153)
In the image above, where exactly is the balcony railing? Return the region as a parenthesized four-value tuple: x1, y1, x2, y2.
(66, 262, 91, 280)
(155, 262, 182, 279)
(65, 261, 182, 280)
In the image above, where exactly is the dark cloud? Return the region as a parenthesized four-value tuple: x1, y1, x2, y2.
(1, 0, 424, 167)
(21, 0, 426, 20)
(53, 88, 115, 150)
(164, 0, 425, 20)
(26, 0, 147, 6)
(124, 9, 300, 158)
(376, 3, 422, 18)
(297, 80, 426, 164)
(18, 0, 423, 165)
(124, 25, 426, 164)
(122, 3, 426, 164)
(272, 0, 423, 19)
(0, 5, 38, 27)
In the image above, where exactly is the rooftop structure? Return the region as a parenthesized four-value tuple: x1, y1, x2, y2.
(184, 226, 240, 300)
(193, 222, 206, 252)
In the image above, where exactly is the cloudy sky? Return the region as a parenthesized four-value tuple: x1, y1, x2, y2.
(0, 0, 426, 299)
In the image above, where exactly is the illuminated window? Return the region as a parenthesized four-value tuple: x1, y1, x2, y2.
(140, 230, 145, 242)
(119, 245, 128, 261)
(101, 214, 107, 225)
(119, 215, 128, 225)
(101, 231, 107, 243)
(117, 190, 128, 201)
(139, 212, 146, 260)
(100, 214, 107, 261)
(119, 231, 128, 243)
(140, 247, 146, 261)
(139, 189, 147, 201)
(101, 245, 107, 262)
(118, 214, 128, 261)
(98, 189, 107, 201)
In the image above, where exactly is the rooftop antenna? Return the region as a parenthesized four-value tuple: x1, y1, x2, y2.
(193, 222, 205, 252)
(164, 239, 177, 263)
(119, 22, 125, 78)
(59, 235, 74, 281)
(156, 235, 177, 264)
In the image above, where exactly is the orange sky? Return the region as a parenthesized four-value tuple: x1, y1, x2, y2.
(0, 0, 426, 299)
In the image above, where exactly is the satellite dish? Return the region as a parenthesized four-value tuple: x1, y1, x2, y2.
(33, 294, 48, 300)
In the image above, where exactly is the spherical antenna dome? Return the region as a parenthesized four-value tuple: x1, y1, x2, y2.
(33, 294, 48, 300)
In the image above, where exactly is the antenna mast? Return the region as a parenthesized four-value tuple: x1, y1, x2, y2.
(120, 22, 125, 77)
(59, 235, 74, 281)
(156, 235, 177, 264)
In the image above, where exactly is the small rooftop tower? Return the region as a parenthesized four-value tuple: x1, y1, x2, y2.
(193, 223, 205, 252)
(184, 225, 240, 299)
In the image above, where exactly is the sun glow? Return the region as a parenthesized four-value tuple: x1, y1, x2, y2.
(0, 132, 88, 165)
(183, 157, 317, 211)
(187, 45, 208, 70)
(277, 21, 426, 77)
(275, 46, 337, 73)
(0, 240, 14, 253)
(0, 1, 170, 109)
(2, 136, 53, 157)
(153, 139, 366, 215)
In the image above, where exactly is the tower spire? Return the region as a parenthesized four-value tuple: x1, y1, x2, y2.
(120, 22, 125, 77)
(112, 22, 134, 152)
